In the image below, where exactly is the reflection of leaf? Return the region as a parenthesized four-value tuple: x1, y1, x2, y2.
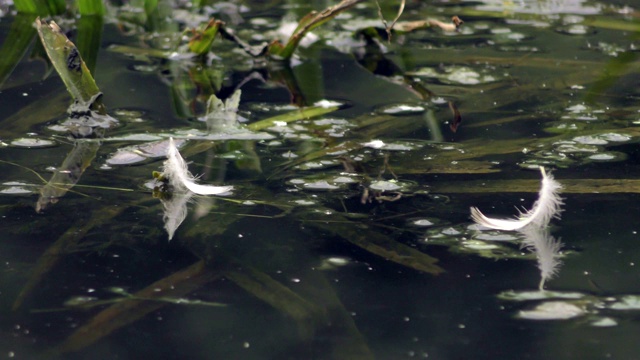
(519, 226, 563, 290)
(0, 91, 69, 138)
(293, 270, 374, 359)
(268, 60, 323, 107)
(36, 140, 101, 213)
(305, 211, 444, 275)
(56, 260, 222, 354)
(585, 51, 637, 104)
(13, 206, 125, 310)
(448, 101, 462, 133)
(225, 261, 325, 339)
(224, 140, 263, 174)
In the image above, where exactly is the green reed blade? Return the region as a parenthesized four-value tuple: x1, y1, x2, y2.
(0, 14, 38, 88)
(77, 0, 104, 15)
(35, 18, 102, 105)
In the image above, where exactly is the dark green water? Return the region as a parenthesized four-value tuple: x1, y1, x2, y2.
(1, 0, 640, 359)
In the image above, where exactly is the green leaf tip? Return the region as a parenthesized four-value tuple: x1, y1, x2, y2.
(187, 18, 223, 56)
(35, 17, 102, 105)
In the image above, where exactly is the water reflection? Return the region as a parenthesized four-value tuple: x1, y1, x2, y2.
(3, 0, 640, 357)
(159, 190, 194, 240)
(518, 226, 563, 290)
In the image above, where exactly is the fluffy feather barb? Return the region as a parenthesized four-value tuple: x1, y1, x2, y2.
(163, 137, 233, 195)
(470, 167, 563, 231)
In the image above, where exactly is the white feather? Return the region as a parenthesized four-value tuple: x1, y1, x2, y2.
(163, 137, 233, 195)
(470, 167, 563, 231)
(519, 226, 563, 290)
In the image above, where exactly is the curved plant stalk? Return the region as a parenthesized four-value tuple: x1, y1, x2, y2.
(375, 0, 405, 40)
(268, 0, 367, 59)
(470, 167, 563, 231)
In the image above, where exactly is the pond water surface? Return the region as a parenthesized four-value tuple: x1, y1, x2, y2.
(1, 0, 640, 359)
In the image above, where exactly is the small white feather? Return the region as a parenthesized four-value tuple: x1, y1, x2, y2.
(163, 137, 233, 195)
(470, 167, 563, 231)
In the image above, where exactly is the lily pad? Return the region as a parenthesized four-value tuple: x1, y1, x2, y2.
(517, 301, 586, 320)
(498, 290, 585, 301)
(608, 295, 640, 310)
(10, 138, 56, 148)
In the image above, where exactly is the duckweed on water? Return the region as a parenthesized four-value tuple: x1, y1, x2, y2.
(407, 66, 503, 85)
